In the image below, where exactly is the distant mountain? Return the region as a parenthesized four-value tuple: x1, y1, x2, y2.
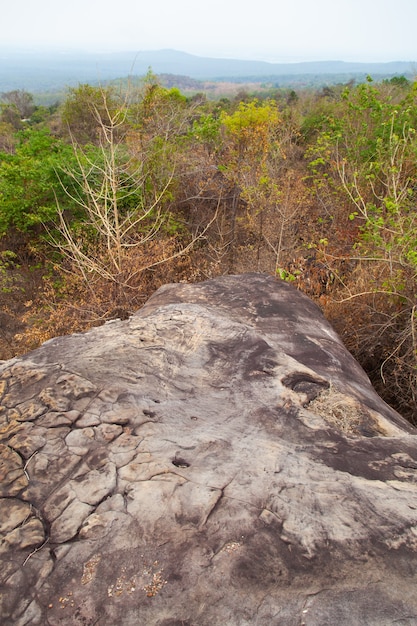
(0, 48, 415, 92)
(126, 50, 416, 80)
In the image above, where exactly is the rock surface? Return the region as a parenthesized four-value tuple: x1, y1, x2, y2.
(1, 273, 417, 625)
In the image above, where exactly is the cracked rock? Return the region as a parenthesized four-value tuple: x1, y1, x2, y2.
(1, 273, 417, 625)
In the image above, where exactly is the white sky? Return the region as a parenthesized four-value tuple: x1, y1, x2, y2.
(2, 0, 417, 62)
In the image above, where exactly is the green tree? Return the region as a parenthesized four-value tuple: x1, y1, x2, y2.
(0, 127, 75, 237)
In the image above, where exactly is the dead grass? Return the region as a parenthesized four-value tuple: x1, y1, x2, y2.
(308, 386, 371, 436)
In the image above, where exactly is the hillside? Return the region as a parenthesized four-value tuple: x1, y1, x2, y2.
(0, 47, 415, 92)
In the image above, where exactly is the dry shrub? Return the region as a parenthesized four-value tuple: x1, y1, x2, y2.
(317, 261, 417, 424)
(7, 237, 207, 358)
(0, 248, 47, 359)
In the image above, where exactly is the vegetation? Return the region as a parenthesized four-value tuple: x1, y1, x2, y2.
(1, 75, 416, 423)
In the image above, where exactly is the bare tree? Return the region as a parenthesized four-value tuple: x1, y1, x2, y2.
(1, 89, 35, 119)
(51, 86, 217, 299)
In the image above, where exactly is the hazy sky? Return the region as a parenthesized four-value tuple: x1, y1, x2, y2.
(2, 0, 417, 62)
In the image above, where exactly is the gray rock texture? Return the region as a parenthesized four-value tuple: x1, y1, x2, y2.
(1, 273, 417, 625)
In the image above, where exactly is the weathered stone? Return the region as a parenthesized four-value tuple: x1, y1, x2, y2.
(49, 500, 94, 543)
(55, 372, 97, 399)
(15, 399, 47, 422)
(0, 498, 31, 534)
(8, 428, 46, 459)
(74, 412, 101, 427)
(0, 273, 417, 625)
(36, 410, 79, 428)
(70, 457, 117, 505)
(0, 444, 28, 496)
(0, 517, 45, 554)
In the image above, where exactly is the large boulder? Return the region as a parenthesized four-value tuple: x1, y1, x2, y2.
(1, 273, 417, 625)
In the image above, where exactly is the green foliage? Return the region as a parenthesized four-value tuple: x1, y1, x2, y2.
(134, 74, 188, 133)
(276, 266, 297, 281)
(0, 127, 76, 235)
(218, 99, 283, 205)
(308, 80, 417, 273)
(189, 113, 221, 153)
(307, 80, 417, 409)
(218, 99, 283, 218)
(383, 75, 410, 88)
(220, 99, 280, 161)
